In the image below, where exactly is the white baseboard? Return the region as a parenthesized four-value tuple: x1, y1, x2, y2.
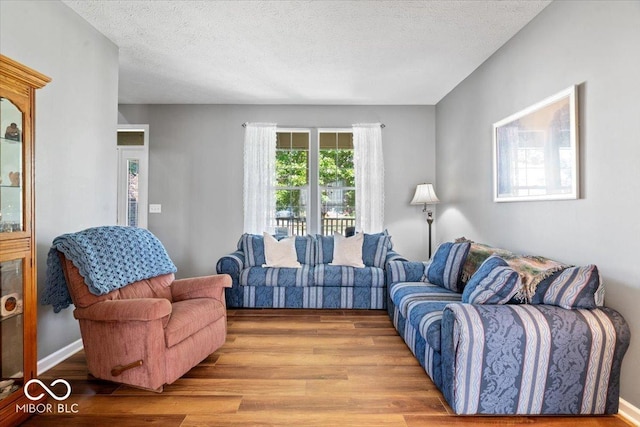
(37, 339, 83, 375)
(619, 398, 640, 426)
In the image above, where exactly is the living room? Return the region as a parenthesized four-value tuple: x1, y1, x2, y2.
(0, 0, 638, 425)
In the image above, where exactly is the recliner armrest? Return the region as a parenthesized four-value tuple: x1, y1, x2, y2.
(73, 298, 172, 322)
(171, 274, 232, 302)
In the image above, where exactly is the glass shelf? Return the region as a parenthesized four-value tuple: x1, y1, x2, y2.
(0, 128, 24, 232)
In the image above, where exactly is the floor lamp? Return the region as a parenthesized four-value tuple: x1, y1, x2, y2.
(410, 183, 440, 259)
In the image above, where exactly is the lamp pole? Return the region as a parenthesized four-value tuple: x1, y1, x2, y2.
(425, 205, 434, 259)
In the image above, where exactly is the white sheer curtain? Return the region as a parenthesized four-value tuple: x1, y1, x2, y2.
(243, 123, 277, 234)
(353, 123, 384, 233)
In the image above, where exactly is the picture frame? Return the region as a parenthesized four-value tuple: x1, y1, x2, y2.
(493, 85, 579, 202)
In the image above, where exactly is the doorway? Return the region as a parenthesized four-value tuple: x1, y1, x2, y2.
(117, 125, 149, 229)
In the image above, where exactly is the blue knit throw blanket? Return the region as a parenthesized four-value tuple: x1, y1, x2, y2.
(42, 226, 177, 313)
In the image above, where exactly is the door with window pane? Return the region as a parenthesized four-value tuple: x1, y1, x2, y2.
(117, 126, 148, 229)
(117, 145, 148, 229)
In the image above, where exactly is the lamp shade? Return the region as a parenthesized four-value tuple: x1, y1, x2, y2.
(410, 183, 440, 205)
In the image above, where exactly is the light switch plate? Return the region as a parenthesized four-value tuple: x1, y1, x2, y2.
(149, 204, 162, 214)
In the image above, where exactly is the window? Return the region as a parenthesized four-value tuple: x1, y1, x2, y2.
(319, 131, 355, 235)
(275, 130, 355, 236)
(275, 131, 309, 235)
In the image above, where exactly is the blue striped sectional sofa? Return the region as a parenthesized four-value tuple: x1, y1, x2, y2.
(216, 232, 406, 308)
(386, 240, 631, 415)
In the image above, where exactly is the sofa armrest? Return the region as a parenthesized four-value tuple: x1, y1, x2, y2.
(171, 274, 232, 302)
(216, 250, 244, 279)
(385, 249, 408, 264)
(440, 303, 630, 415)
(73, 298, 172, 322)
(386, 260, 428, 284)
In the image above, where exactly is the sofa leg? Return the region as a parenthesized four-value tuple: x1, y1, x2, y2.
(111, 359, 143, 376)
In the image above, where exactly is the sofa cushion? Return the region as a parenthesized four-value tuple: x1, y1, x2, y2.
(314, 264, 385, 288)
(315, 234, 334, 264)
(330, 232, 365, 268)
(460, 240, 516, 283)
(367, 229, 394, 249)
(164, 298, 226, 348)
(426, 241, 471, 292)
(406, 300, 452, 353)
(239, 233, 315, 267)
(543, 264, 602, 309)
(262, 232, 301, 268)
(389, 281, 461, 319)
(240, 266, 314, 287)
(462, 255, 521, 305)
(362, 233, 392, 268)
(316, 231, 392, 267)
(459, 240, 568, 302)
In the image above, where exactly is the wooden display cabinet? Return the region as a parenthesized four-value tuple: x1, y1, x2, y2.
(0, 54, 50, 426)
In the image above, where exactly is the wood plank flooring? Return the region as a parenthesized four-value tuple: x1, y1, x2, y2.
(24, 309, 632, 426)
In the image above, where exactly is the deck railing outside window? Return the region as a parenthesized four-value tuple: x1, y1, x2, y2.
(275, 217, 355, 236)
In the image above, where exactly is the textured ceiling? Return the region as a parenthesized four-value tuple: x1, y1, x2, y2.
(62, 0, 551, 105)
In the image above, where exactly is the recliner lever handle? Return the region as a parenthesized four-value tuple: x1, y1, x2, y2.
(111, 359, 143, 376)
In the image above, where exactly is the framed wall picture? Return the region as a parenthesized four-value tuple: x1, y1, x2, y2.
(493, 85, 578, 202)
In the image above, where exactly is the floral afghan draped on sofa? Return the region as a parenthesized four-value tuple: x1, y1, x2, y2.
(216, 232, 406, 309)
(386, 239, 631, 415)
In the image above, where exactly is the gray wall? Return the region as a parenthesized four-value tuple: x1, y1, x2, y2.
(118, 105, 436, 276)
(436, 0, 640, 407)
(1, 1, 119, 359)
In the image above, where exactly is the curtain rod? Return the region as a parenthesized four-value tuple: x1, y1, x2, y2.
(241, 122, 385, 129)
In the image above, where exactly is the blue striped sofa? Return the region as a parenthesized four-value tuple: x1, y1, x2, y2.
(386, 241, 631, 415)
(216, 232, 406, 309)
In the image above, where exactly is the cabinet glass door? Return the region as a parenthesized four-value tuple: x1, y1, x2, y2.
(0, 258, 23, 401)
(0, 97, 24, 233)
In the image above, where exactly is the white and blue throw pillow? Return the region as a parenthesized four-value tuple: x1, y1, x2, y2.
(543, 264, 601, 309)
(462, 255, 521, 304)
(425, 241, 471, 292)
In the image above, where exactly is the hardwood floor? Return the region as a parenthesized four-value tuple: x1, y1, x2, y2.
(24, 309, 631, 426)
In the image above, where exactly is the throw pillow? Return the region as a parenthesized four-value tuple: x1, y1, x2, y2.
(362, 233, 392, 268)
(543, 264, 601, 309)
(426, 241, 471, 292)
(262, 232, 301, 268)
(315, 234, 335, 264)
(462, 255, 521, 304)
(239, 233, 266, 267)
(366, 229, 394, 249)
(330, 232, 365, 268)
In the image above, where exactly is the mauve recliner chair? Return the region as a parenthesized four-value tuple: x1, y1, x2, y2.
(59, 253, 231, 391)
